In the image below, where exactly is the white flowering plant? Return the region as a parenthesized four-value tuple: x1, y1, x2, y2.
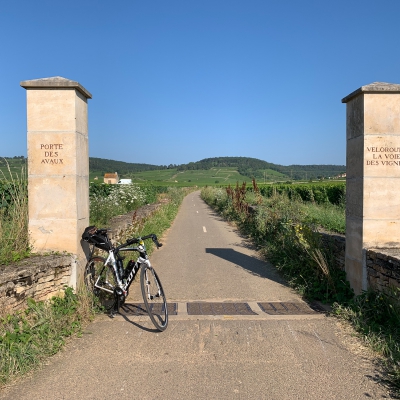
(89, 184, 163, 226)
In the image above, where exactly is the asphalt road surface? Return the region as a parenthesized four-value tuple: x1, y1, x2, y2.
(0, 191, 393, 399)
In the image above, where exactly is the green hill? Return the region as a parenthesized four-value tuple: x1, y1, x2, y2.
(176, 157, 345, 181)
(1, 156, 345, 183)
(89, 157, 166, 175)
(128, 167, 254, 185)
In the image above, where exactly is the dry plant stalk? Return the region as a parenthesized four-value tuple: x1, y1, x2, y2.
(226, 182, 249, 214)
(310, 248, 329, 276)
(0, 209, 3, 239)
(307, 247, 336, 294)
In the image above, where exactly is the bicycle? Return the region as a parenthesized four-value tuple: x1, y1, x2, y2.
(82, 226, 168, 331)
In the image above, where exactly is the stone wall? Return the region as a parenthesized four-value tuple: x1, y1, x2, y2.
(0, 255, 73, 312)
(319, 230, 346, 271)
(108, 201, 167, 242)
(318, 231, 400, 292)
(367, 248, 400, 293)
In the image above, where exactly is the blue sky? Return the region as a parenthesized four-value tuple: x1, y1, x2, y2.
(1, 0, 399, 167)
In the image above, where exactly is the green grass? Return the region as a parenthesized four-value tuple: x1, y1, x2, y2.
(89, 172, 103, 182)
(0, 162, 30, 264)
(253, 168, 289, 181)
(116, 187, 191, 255)
(333, 289, 400, 394)
(301, 202, 345, 234)
(0, 287, 95, 387)
(0, 158, 26, 179)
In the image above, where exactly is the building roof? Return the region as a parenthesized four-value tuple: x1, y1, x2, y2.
(104, 173, 118, 179)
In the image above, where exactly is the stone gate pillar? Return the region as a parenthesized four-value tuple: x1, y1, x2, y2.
(20, 76, 92, 288)
(342, 82, 400, 294)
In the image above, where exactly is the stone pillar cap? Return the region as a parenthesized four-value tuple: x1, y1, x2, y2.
(20, 76, 92, 99)
(342, 82, 400, 103)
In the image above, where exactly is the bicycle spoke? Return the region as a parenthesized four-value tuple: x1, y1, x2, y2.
(140, 265, 168, 331)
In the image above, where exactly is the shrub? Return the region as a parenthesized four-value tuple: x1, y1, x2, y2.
(255, 182, 345, 206)
(89, 184, 167, 226)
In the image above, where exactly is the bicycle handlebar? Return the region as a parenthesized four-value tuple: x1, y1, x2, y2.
(90, 227, 163, 251)
(125, 234, 163, 249)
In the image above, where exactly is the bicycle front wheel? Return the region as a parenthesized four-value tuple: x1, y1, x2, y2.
(84, 256, 117, 311)
(140, 265, 168, 331)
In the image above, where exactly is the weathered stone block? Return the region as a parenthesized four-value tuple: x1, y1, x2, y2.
(368, 268, 379, 277)
(38, 275, 55, 284)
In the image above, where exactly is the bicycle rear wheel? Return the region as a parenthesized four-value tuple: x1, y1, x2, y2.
(84, 256, 117, 311)
(140, 265, 168, 331)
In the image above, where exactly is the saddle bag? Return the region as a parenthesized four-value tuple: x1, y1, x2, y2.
(82, 226, 112, 251)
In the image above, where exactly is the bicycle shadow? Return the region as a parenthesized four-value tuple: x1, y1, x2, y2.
(205, 247, 288, 285)
(119, 314, 160, 333)
(116, 303, 161, 333)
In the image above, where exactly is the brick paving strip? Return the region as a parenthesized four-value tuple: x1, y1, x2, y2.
(118, 301, 324, 321)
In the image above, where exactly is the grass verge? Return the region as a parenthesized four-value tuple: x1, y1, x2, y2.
(119, 187, 191, 254)
(300, 201, 345, 234)
(332, 289, 400, 394)
(0, 287, 95, 388)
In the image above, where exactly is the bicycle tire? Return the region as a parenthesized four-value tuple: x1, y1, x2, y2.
(84, 256, 117, 311)
(140, 265, 168, 331)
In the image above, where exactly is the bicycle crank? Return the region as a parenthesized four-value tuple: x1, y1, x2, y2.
(114, 287, 126, 306)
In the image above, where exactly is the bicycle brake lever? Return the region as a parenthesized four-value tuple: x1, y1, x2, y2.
(153, 238, 163, 248)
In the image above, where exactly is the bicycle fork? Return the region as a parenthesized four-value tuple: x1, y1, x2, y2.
(143, 262, 162, 301)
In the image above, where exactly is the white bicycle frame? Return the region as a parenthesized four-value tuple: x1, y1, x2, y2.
(93, 250, 119, 295)
(93, 247, 156, 298)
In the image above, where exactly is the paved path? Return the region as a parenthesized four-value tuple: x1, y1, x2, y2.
(0, 192, 392, 399)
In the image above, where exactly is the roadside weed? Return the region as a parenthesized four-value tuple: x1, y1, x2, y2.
(0, 159, 30, 264)
(0, 287, 95, 387)
(333, 288, 400, 392)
